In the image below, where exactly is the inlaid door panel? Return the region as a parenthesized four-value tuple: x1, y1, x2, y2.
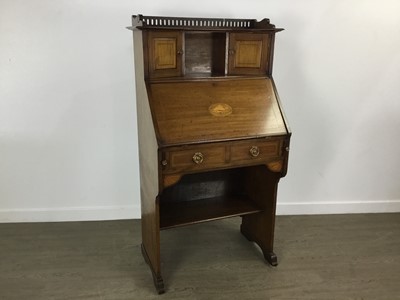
(148, 31, 183, 77)
(228, 33, 269, 75)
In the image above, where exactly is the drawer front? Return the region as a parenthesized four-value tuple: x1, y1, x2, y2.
(230, 140, 281, 163)
(164, 146, 226, 173)
(162, 139, 283, 175)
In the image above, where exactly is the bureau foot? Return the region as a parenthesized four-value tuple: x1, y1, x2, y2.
(153, 275, 165, 294)
(264, 251, 278, 266)
(141, 244, 165, 294)
(240, 224, 278, 266)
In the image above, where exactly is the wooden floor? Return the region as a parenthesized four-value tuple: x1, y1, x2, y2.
(1, 214, 399, 299)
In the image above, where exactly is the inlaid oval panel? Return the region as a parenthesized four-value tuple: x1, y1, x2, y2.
(208, 103, 233, 117)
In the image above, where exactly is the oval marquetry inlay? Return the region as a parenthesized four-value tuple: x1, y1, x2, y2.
(208, 103, 232, 117)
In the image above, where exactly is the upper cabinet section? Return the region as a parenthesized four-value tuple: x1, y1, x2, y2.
(130, 15, 283, 80)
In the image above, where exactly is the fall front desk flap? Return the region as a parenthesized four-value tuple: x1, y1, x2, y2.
(148, 78, 288, 147)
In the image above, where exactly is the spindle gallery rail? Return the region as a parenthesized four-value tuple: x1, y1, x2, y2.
(131, 14, 276, 30)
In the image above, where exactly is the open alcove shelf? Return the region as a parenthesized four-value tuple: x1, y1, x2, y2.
(160, 196, 262, 230)
(159, 167, 264, 230)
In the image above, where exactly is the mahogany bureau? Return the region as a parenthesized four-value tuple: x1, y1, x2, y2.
(128, 15, 291, 294)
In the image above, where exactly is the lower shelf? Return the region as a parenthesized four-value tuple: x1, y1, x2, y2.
(159, 196, 262, 230)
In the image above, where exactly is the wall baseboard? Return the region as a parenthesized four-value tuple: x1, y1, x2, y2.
(276, 200, 400, 215)
(1, 200, 399, 223)
(0, 205, 141, 223)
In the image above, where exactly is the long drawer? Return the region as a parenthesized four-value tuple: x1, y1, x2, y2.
(161, 138, 283, 174)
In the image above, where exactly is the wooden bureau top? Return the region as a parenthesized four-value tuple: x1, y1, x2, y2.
(147, 78, 288, 147)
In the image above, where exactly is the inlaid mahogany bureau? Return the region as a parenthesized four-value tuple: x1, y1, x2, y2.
(128, 15, 291, 294)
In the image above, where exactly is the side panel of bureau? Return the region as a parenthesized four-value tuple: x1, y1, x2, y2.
(133, 29, 163, 290)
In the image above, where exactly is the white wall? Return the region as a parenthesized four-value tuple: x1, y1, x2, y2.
(1, 0, 399, 222)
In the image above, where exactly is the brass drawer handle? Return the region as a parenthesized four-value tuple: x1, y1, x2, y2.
(249, 146, 260, 157)
(192, 152, 204, 164)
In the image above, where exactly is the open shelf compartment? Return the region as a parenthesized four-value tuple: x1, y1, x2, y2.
(160, 195, 261, 230)
(159, 167, 263, 230)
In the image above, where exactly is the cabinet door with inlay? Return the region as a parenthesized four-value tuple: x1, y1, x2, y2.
(228, 33, 269, 75)
(148, 31, 183, 78)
